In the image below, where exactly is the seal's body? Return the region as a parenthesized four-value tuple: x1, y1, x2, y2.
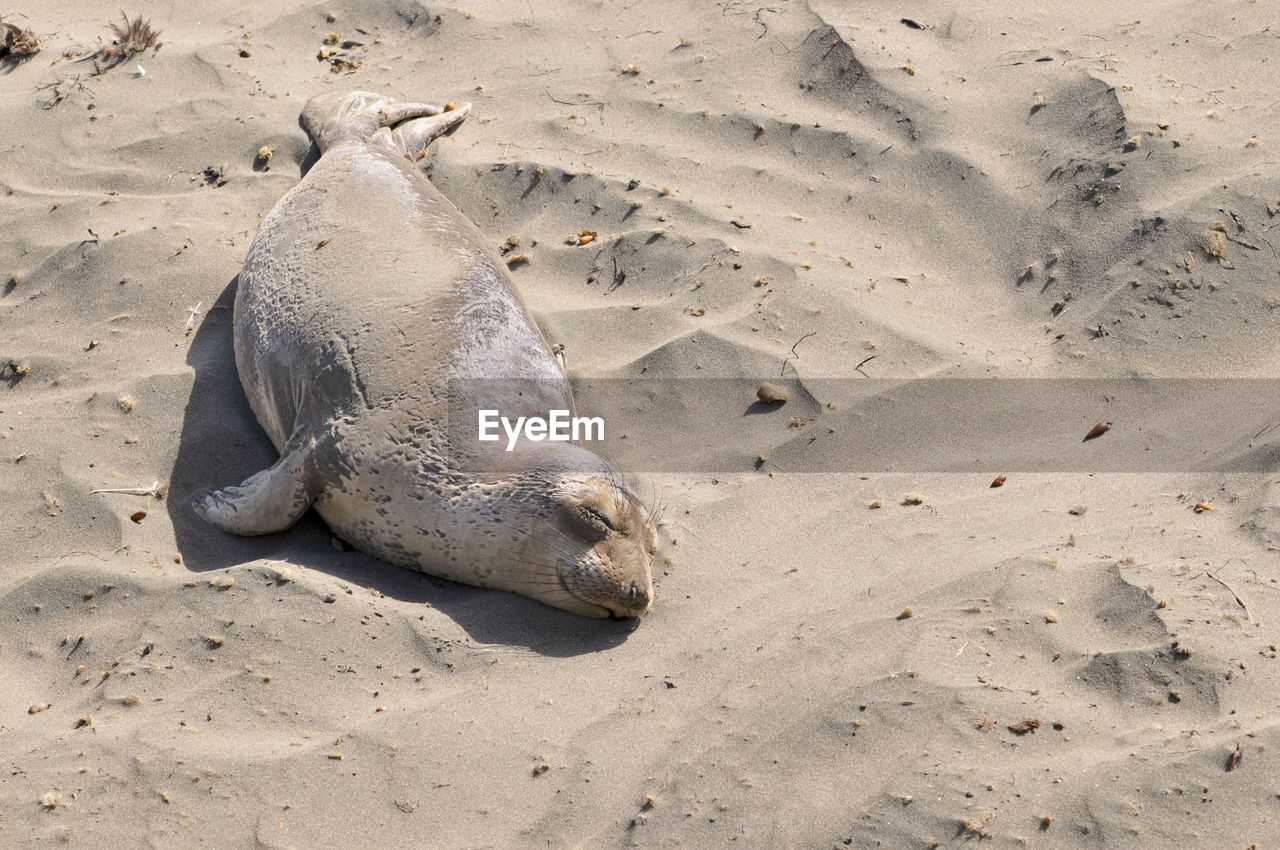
(195, 92, 655, 618)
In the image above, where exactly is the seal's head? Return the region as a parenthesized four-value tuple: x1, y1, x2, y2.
(494, 445, 657, 619)
(544, 472, 657, 618)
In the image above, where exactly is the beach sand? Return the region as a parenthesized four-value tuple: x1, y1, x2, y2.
(2, 0, 1279, 846)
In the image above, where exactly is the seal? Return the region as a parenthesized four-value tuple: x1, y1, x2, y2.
(193, 91, 656, 619)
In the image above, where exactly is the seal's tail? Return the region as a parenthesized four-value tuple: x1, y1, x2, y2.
(300, 90, 471, 160)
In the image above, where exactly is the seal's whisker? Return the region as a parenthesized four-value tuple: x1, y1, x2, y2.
(650, 500, 667, 534)
(636, 476, 666, 533)
(611, 470, 644, 522)
(502, 556, 566, 574)
(500, 557, 565, 578)
(513, 525, 583, 561)
(500, 576, 566, 588)
(499, 578, 570, 593)
(510, 587, 577, 603)
(510, 525, 567, 551)
(652, 483, 668, 529)
(509, 558, 575, 577)
(641, 476, 659, 526)
(603, 468, 665, 536)
(512, 535, 579, 565)
(502, 555, 585, 585)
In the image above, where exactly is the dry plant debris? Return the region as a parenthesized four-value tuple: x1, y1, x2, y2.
(83, 12, 161, 71)
(108, 13, 160, 54)
(1, 16, 42, 64)
(316, 30, 366, 73)
(1227, 743, 1243, 772)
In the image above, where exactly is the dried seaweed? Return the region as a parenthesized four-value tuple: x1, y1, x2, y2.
(1, 17, 43, 66)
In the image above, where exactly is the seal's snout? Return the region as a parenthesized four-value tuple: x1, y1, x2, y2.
(624, 579, 651, 611)
(605, 578, 652, 619)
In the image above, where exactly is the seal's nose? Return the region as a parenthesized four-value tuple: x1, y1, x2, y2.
(622, 579, 652, 613)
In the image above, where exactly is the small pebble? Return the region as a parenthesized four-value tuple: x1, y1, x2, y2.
(756, 382, 789, 404)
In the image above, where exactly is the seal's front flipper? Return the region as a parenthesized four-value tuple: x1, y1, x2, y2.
(193, 435, 318, 536)
(381, 104, 472, 161)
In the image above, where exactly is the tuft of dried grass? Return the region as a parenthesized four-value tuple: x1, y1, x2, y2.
(90, 12, 161, 70)
(107, 12, 161, 56)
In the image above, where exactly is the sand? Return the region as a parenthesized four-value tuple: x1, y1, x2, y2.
(3, 0, 1280, 846)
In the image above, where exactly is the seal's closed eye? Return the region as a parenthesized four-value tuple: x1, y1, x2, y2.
(570, 503, 613, 539)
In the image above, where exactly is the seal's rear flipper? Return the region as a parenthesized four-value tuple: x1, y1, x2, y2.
(193, 436, 318, 536)
(379, 104, 472, 161)
(301, 91, 471, 157)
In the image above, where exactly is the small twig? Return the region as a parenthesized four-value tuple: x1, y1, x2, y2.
(49, 550, 111, 565)
(1244, 569, 1280, 591)
(185, 302, 203, 335)
(854, 354, 878, 377)
(1206, 570, 1252, 622)
(37, 74, 95, 110)
(544, 87, 605, 121)
(1252, 420, 1279, 442)
(780, 331, 817, 376)
(607, 256, 626, 293)
(91, 480, 167, 499)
